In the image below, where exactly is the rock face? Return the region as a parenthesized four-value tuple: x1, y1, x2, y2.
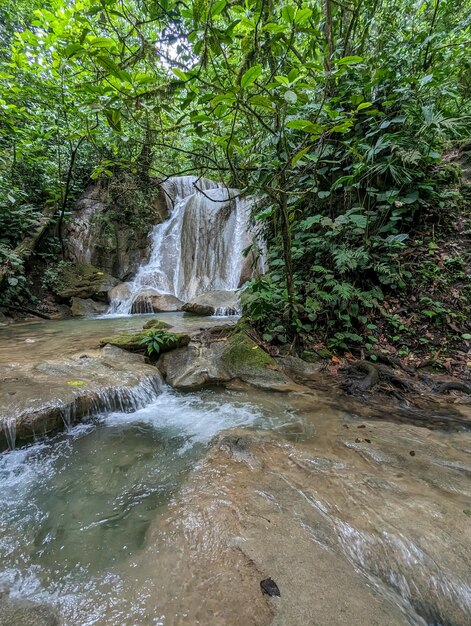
(182, 290, 240, 316)
(130, 290, 184, 313)
(0, 598, 59, 626)
(70, 297, 108, 317)
(66, 181, 168, 280)
(158, 330, 297, 391)
(57, 263, 119, 302)
(0, 346, 162, 450)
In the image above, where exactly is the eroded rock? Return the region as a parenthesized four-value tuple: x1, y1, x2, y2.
(159, 330, 300, 391)
(57, 264, 119, 303)
(0, 347, 162, 449)
(70, 297, 107, 317)
(182, 289, 240, 316)
(131, 291, 184, 313)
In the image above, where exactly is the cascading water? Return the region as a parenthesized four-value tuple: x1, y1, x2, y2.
(109, 176, 263, 314)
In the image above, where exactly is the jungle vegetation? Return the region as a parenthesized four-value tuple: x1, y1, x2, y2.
(1, 0, 470, 364)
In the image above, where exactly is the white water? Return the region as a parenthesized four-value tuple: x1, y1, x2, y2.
(109, 176, 262, 314)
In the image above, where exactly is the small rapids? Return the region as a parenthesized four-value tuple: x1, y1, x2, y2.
(0, 387, 297, 624)
(0, 334, 470, 625)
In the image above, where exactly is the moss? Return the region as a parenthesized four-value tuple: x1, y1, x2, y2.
(221, 332, 276, 370)
(142, 319, 172, 330)
(100, 330, 189, 353)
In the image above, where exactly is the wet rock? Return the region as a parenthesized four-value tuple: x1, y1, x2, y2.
(99, 329, 190, 354)
(131, 291, 184, 313)
(0, 347, 163, 450)
(57, 263, 119, 303)
(66, 182, 168, 280)
(0, 597, 59, 626)
(108, 282, 131, 304)
(70, 297, 107, 317)
(159, 330, 298, 391)
(142, 319, 172, 330)
(182, 290, 240, 316)
(260, 578, 281, 597)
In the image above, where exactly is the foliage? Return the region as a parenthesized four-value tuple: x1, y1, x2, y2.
(0, 0, 470, 358)
(139, 329, 178, 356)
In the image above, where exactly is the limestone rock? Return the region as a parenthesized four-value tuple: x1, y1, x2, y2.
(108, 282, 131, 304)
(0, 347, 162, 450)
(70, 297, 107, 317)
(0, 598, 60, 626)
(159, 330, 295, 391)
(131, 291, 184, 313)
(142, 319, 172, 330)
(182, 290, 240, 316)
(66, 182, 168, 280)
(57, 263, 119, 303)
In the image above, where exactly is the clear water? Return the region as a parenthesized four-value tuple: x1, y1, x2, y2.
(0, 386, 300, 622)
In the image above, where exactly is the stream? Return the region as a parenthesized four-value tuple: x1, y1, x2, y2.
(1, 315, 470, 625)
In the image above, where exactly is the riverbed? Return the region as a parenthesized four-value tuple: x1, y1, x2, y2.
(0, 315, 470, 625)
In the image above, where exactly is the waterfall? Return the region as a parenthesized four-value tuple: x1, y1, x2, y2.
(109, 176, 262, 314)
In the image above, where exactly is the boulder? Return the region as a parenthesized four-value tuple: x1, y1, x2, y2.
(0, 598, 59, 626)
(130, 291, 184, 313)
(108, 282, 131, 304)
(182, 290, 240, 316)
(70, 297, 108, 317)
(57, 263, 119, 303)
(159, 330, 297, 391)
(142, 319, 172, 330)
(99, 329, 190, 354)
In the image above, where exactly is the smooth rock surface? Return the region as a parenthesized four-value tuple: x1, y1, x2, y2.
(108, 282, 131, 304)
(70, 297, 107, 317)
(131, 290, 184, 313)
(182, 289, 240, 316)
(0, 346, 162, 449)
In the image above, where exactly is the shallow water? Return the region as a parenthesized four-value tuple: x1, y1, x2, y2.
(0, 386, 299, 623)
(1, 318, 471, 625)
(0, 313, 237, 364)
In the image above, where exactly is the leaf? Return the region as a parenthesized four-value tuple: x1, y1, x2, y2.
(337, 56, 363, 66)
(286, 119, 323, 134)
(284, 90, 297, 104)
(211, 0, 226, 17)
(291, 145, 311, 166)
(67, 380, 86, 387)
(240, 64, 262, 88)
(249, 95, 274, 110)
(357, 102, 372, 111)
(172, 67, 189, 81)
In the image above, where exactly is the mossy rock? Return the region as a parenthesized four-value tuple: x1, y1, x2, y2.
(142, 319, 172, 330)
(57, 263, 119, 302)
(222, 332, 277, 372)
(99, 329, 190, 354)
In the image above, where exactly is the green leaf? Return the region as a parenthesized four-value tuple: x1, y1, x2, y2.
(240, 65, 262, 88)
(286, 119, 323, 134)
(249, 95, 274, 110)
(211, 0, 226, 17)
(284, 90, 297, 104)
(172, 67, 189, 81)
(337, 56, 364, 66)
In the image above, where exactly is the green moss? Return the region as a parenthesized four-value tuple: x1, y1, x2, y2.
(100, 329, 189, 353)
(142, 319, 172, 330)
(221, 332, 275, 370)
